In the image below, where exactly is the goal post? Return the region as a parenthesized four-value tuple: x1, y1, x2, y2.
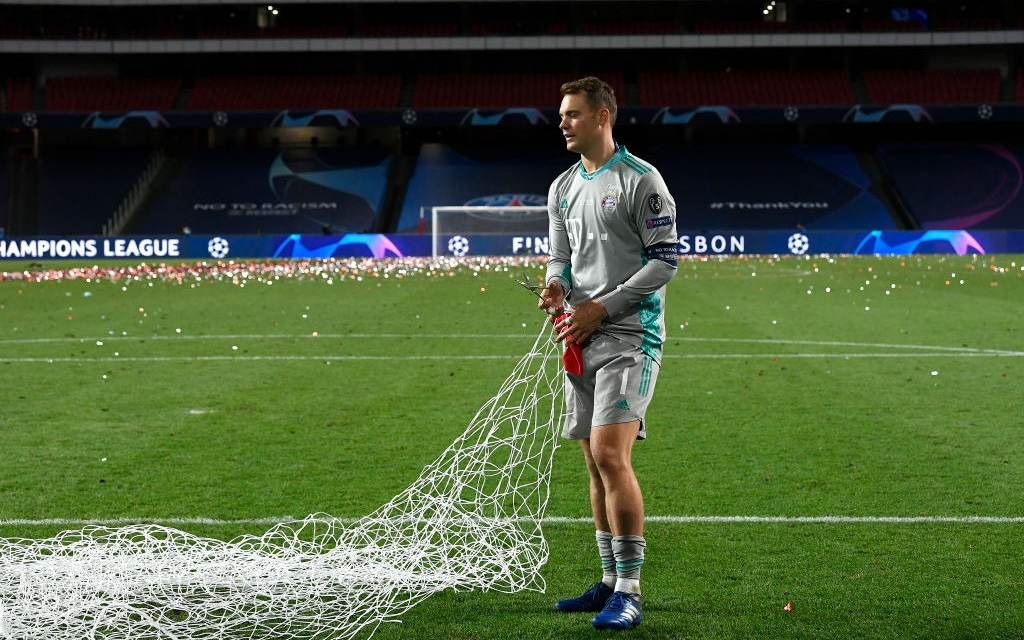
(430, 205, 549, 258)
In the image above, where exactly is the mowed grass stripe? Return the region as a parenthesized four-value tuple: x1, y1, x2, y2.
(4, 351, 1022, 364)
(1, 333, 1018, 355)
(4, 515, 1024, 527)
(2, 255, 1021, 640)
(4, 334, 1021, 362)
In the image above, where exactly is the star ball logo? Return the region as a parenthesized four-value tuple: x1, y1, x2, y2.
(208, 237, 230, 258)
(787, 233, 810, 255)
(448, 235, 470, 257)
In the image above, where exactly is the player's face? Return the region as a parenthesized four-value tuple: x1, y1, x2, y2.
(558, 93, 604, 156)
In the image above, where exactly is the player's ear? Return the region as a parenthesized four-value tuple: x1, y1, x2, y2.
(599, 108, 610, 126)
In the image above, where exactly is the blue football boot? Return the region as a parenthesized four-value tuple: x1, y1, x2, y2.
(591, 590, 642, 630)
(553, 582, 613, 613)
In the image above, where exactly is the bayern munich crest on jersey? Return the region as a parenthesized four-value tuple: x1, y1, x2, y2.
(601, 194, 617, 212)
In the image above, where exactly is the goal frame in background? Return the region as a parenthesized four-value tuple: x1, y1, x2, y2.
(428, 205, 549, 257)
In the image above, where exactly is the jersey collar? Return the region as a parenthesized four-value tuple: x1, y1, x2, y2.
(578, 143, 627, 181)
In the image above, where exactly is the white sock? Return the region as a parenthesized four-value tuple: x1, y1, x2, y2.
(596, 530, 616, 587)
(615, 578, 641, 594)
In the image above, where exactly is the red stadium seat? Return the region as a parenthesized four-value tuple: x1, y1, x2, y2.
(581, 21, 680, 35)
(360, 24, 458, 37)
(196, 25, 348, 38)
(4, 77, 33, 111)
(412, 72, 626, 109)
(44, 77, 181, 111)
(186, 75, 402, 110)
(861, 69, 1001, 104)
(638, 70, 856, 107)
(691, 20, 845, 34)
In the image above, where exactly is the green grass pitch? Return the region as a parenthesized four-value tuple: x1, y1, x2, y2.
(1, 254, 1022, 639)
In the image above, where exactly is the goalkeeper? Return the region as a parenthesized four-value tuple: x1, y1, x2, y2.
(538, 76, 678, 631)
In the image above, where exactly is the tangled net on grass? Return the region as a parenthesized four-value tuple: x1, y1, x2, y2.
(0, 323, 564, 640)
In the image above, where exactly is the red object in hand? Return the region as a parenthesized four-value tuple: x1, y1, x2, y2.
(555, 313, 583, 375)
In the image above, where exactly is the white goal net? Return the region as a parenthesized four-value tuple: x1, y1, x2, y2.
(0, 321, 564, 640)
(429, 205, 549, 257)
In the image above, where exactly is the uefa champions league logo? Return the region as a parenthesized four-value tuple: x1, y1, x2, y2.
(448, 236, 470, 257)
(787, 233, 810, 255)
(207, 237, 230, 259)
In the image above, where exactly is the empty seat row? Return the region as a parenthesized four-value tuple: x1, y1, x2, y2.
(45, 77, 182, 111)
(3, 70, 1012, 113)
(3, 77, 32, 110)
(186, 74, 402, 110)
(692, 21, 847, 34)
(692, 19, 1007, 33)
(638, 70, 856, 106)
(0, 18, 1011, 41)
(411, 72, 627, 109)
(861, 69, 1001, 104)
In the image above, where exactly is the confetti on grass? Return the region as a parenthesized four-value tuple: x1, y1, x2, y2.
(0, 257, 551, 284)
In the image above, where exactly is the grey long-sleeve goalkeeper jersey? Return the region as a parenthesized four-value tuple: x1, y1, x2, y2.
(545, 144, 679, 362)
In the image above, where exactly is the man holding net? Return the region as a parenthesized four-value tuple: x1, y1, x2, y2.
(537, 76, 678, 631)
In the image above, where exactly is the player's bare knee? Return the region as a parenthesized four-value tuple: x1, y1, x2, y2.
(590, 446, 630, 477)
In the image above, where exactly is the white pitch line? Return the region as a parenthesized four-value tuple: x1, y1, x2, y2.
(3, 515, 1023, 527)
(2, 351, 1022, 364)
(0, 517, 294, 527)
(673, 336, 1020, 355)
(0, 334, 1018, 356)
(3, 334, 1020, 362)
(0, 333, 538, 344)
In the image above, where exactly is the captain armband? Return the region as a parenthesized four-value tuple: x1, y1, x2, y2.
(645, 242, 679, 267)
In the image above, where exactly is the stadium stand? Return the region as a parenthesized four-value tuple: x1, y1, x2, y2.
(879, 143, 1024, 230)
(0, 2, 1012, 42)
(134, 148, 391, 236)
(44, 77, 181, 111)
(3, 0, 1024, 239)
(0, 26, 32, 39)
(119, 27, 185, 39)
(934, 18, 1003, 30)
(412, 72, 626, 109)
(860, 19, 928, 32)
(581, 21, 681, 35)
(861, 69, 1001, 104)
(196, 26, 349, 38)
(642, 144, 898, 231)
(396, 143, 568, 234)
(469, 22, 568, 36)
(360, 23, 458, 37)
(36, 148, 152, 235)
(0, 161, 9, 228)
(186, 75, 402, 110)
(3, 77, 33, 111)
(692, 20, 847, 33)
(638, 70, 856, 107)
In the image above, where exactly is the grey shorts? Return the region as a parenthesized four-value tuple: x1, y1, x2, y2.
(561, 332, 661, 441)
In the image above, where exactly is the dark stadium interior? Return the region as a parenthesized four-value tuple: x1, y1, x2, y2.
(2, 0, 1024, 238)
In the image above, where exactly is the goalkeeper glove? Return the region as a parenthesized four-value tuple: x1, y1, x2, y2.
(554, 312, 583, 375)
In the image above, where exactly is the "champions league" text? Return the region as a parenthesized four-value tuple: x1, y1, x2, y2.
(0, 238, 181, 259)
